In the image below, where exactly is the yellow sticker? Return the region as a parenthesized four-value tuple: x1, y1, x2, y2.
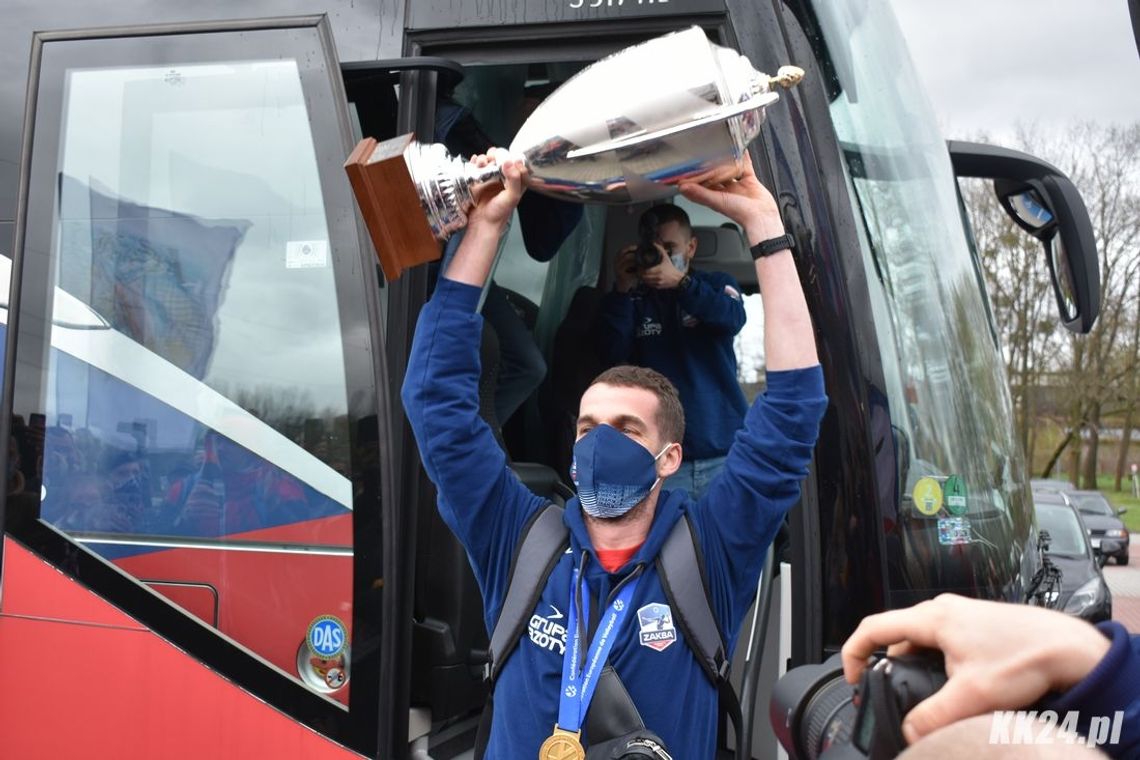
(912, 477, 943, 516)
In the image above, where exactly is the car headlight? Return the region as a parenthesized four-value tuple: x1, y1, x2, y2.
(1064, 577, 1105, 615)
(1105, 529, 1126, 538)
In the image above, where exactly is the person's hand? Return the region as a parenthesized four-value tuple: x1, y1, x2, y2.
(640, 248, 685, 290)
(467, 149, 528, 235)
(614, 245, 639, 293)
(678, 158, 784, 245)
(841, 594, 1112, 745)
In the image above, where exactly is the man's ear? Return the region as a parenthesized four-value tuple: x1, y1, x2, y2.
(658, 442, 683, 479)
(686, 234, 698, 260)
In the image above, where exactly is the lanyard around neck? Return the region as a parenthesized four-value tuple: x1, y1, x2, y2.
(557, 563, 642, 734)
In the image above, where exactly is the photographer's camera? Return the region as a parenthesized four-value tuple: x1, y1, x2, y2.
(770, 652, 946, 760)
(635, 209, 663, 269)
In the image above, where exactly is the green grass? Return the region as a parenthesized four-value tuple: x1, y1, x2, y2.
(1093, 474, 1140, 533)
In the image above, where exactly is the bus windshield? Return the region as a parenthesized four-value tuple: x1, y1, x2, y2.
(814, 0, 1033, 599)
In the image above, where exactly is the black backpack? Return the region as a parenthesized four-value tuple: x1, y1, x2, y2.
(475, 503, 744, 760)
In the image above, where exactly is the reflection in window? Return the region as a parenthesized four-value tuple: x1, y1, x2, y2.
(30, 58, 356, 704)
(816, 0, 1030, 597)
(55, 61, 349, 460)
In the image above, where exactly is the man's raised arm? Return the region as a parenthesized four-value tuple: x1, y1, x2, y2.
(678, 160, 827, 629)
(400, 154, 545, 609)
(680, 160, 817, 371)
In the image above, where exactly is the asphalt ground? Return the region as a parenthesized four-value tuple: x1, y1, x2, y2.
(1103, 536, 1140, 632)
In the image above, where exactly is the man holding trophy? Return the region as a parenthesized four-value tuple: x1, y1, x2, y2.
(359, 27, 827, 758)
(402, 145, 824, 757)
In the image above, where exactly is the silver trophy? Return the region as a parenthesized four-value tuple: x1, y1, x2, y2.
(405, 26, 803, 240)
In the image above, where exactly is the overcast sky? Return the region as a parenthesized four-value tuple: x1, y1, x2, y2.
(889, 0, 1140, 142)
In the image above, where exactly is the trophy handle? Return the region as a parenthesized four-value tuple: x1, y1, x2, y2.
(404, 142, 529, 241)
(462, 150, 528, 188)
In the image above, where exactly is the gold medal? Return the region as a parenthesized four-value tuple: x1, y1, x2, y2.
(538, 726, 585, 760)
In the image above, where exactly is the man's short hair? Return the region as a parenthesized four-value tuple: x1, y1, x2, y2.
(641, 204, 692, 237)
(590, 365, 686, 444)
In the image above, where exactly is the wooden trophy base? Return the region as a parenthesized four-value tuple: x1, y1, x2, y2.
(344, 133, 440, 281)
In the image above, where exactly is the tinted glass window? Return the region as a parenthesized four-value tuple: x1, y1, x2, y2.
(1071, 494, 1114, 516)
(816, 0, 1031, 597)
(55, 62, 350, 453)
(1035, 503, 1088, 557)
(9, 31, 379, 716)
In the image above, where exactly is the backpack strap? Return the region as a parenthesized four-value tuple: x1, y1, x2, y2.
(656, 515, 744, 760)
(486, 502, 569, 683)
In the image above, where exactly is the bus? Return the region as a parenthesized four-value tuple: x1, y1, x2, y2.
(0, 1, 1102, 758)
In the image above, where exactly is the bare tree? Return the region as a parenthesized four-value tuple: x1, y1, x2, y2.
(961, 174, 1057, 463)
(966, 122, 1140, 486)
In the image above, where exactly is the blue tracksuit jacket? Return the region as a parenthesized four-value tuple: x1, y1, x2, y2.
(402, 277, 827, 759)
(1044, 621, 1140, 758)
(598, 270, 749, 461)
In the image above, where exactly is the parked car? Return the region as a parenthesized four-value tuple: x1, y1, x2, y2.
(1032, 491, 1112, 623)
(1070, 490, 1130, 565)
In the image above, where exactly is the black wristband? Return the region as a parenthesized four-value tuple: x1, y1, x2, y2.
(750, 233, 795, 259)
(678, 273, 693, 290)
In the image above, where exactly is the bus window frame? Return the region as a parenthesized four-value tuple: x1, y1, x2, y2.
(0, 16, 400, 757)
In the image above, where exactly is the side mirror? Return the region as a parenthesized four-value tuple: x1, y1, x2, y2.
(1118, 507, 1128, 516)
(948, 141, 1100, 334)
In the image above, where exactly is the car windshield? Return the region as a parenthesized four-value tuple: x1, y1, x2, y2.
(1035, 503, 1089, 557)
(1071, 494, 1115, 516)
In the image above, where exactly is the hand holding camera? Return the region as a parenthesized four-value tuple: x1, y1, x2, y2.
(772, 594, 1118, 759)
(613, 208, 686, 293)
(841, 594, 1109, 743)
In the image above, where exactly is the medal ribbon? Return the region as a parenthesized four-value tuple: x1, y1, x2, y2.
(557, 565, 641, 734)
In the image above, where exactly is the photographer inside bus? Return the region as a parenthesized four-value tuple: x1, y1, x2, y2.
(402, 151, 826, 758)
(598, 204, 748, 499)
(841, 594, 1140, 757)
(434, 81, 583, 430)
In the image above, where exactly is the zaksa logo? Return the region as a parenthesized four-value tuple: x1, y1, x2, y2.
(528, 604, 567, 655)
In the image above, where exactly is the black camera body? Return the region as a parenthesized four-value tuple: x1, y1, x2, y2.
(588, 730, 672, 760)
(635, 209, 663, 269)
(770, 651, 947, 760)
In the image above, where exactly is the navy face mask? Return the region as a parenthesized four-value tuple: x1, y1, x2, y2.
(571, 424, 672, 519)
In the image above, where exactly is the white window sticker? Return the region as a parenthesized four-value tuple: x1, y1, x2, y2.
(286, 240, 329, 269)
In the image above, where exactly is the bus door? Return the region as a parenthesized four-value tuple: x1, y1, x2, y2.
(0, 15, 403, 758)
(393, 4, 813, 758)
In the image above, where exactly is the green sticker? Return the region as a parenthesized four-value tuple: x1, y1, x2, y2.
(944, 475, 968, 516)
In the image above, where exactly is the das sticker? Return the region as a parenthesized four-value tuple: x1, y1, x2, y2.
(912, 477, 943, 516)
(307, 615, 347, 659)
(637, 603, 678, 652)
(938, 517, 972, 546)
(944, 475, 968, 516)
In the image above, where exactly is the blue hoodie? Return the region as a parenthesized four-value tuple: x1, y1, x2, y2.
(599, 270, 749, 461)
(1043, 621, 1140, 758)
(402, 278, 827, 759)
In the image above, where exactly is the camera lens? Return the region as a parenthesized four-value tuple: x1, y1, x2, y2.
(770, 654, 859, 760)
(635, 245, 662, 269)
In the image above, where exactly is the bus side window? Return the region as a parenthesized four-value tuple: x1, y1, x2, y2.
(10, 28, 383, 717)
